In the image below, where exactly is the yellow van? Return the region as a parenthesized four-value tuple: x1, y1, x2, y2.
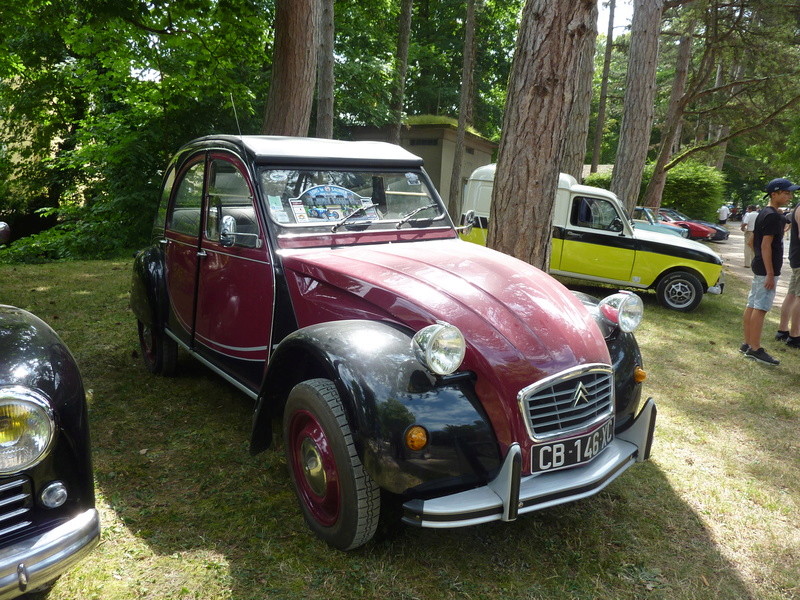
(462, 164, 724, 311)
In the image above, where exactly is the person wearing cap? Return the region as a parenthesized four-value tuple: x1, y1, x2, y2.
(776, 198, 800, 347)
(741, 177, 798, 365)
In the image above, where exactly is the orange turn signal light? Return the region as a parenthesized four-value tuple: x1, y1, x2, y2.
(405, 425, 429, 451)
(634, 366, 647, 383)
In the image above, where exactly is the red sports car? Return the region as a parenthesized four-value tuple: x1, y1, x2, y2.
(657, 211, 715, 240)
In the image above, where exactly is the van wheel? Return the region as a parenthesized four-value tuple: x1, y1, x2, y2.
(656, 271, 703, 312)
(283, 379, 380, 550)
(137, 320, 177, 376)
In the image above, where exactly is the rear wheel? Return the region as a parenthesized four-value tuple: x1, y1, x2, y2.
(656, 271, 703, 312)
(137, 320, 177, 375)
(283, 378, 380, 550)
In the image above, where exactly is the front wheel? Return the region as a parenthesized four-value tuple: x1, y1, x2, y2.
(283, 378, 380, 550)
(655, 271, 703, 312)
(137, 320, 178, 375)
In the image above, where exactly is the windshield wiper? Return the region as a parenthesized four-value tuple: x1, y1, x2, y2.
(395, 203, 439, 229)
(331, 203, 378, 233)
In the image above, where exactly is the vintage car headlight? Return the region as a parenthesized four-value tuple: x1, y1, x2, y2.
(0, 386, 56, 475)
(412, 322, 466, 375)
(598, 291, 644, 333)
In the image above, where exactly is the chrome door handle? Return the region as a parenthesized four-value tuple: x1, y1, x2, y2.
(197, 249, 208, 257)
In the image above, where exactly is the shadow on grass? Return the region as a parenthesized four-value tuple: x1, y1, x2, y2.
(0, 261, 767, 599)
(87, 345, 756, 600)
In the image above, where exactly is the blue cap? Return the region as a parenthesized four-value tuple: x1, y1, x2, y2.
(765, 178, 800, 194)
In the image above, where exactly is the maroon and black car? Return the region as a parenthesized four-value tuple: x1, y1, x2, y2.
(130, 135, 656, 550)
(0, 305, 99, 597)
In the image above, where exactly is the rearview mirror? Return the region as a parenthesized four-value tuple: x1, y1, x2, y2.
(220, 215, 237, 247)
(458, 210, 475, 236)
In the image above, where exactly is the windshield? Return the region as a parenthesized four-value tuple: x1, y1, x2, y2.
(257, 168, 446, 231)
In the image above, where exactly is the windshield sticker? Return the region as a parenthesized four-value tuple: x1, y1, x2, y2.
(405, 173, 420, 186)
(289, 200, 309, 222)
(291, 185, 374, 222)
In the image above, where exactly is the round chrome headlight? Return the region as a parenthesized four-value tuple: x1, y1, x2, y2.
(412, 322, 466, 376)
(0, 386, 56, 475)
(598, 291, 644, 333)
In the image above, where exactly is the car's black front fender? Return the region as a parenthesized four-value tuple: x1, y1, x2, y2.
(130, 244, 168, 329)
(251, 320, 502, 496)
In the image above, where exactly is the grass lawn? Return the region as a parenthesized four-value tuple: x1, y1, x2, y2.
(0, 259, 797, 600)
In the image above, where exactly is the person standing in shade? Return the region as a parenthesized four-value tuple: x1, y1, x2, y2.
(740, 204, 758, 268)
(776, 200, 800, 346)
(718, 204, 730, 224)
(741, 178, 797, 365)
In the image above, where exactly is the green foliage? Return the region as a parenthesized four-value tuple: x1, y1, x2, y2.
(660, 161, 726, 220)
(0, 0, 271, 262)
(1, 0, 521, 262)
(584, 161, 725, 219)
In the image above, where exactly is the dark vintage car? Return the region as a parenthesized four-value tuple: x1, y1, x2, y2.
(130, 135, 657, 550)
(0, 305, 100, 597)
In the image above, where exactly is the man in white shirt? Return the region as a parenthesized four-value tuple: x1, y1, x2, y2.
(718, 204, 730, 224)
(740, 205, 758, 268)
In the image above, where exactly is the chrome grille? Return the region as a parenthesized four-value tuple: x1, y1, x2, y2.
(0, 477, 33, 540)
(518, 364, 614, 441)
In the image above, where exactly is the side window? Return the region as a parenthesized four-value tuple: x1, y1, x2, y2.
(206, 159, 259, 248)
(570, 196, 622, 231)
(153, 166, 176, 236)
(167, 161, 205, 236)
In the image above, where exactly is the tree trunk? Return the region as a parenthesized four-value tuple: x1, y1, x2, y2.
(315, 0, 335, 139)
(487, 0, 597, 270)
(610, 0, 664, 214)
(591, 0, 615, 172)
(560, 9, 598, 180)
(389, 0, 414, 145)
(641, 31, 692, 209)
(447, 0, 478, 219)
(261, 0, 319, 135)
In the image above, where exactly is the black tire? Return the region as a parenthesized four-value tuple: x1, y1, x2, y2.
(655, 271, 703, 312)
(283, 378, 380, 550)
(137, 319, 178, 376)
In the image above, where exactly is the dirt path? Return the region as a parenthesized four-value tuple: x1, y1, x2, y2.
(711, 222, 789, 306)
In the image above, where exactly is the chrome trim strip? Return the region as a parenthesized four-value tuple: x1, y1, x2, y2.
(166, 331, 259, 400)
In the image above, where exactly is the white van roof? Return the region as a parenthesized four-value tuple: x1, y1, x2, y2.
(468, 164, 582, 194)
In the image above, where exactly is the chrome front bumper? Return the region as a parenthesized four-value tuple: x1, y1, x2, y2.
(0, 508, 100, 599)
(403, 398, 656, 528)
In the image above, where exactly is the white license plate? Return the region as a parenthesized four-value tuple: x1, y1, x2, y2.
(531, 419, 614, 473)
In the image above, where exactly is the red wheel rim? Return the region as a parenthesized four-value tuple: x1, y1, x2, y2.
(140, 323, 156, 364)
(288, 409, 341, 527)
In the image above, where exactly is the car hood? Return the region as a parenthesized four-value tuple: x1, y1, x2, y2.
(280, 238, 610, 387)
(632, 227, 722, 260)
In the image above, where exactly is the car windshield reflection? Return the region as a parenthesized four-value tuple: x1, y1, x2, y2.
(258, 169, 445, 231)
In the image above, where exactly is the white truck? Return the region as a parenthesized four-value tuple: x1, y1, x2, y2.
(461, 164, 724, 311)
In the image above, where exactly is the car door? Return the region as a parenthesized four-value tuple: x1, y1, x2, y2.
(557, 195, 636, 283)
(193, 155, 274, 391)
(164, 157, 206, 348)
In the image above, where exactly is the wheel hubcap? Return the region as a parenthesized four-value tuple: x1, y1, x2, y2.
(668, 282, 693, 306)
(300, 437, 327, 497)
